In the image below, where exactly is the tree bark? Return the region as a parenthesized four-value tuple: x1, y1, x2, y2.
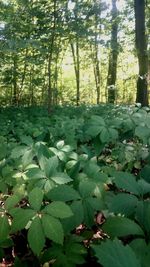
(107, 0, 118, 104)
(47, 0, 57, 113)
(70, 38, 80, 106)
(134, 0, 148, 106)
(12, 54, 18, 106)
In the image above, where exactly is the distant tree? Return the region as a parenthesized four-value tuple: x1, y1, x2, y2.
(107, 0, 118, 104)
(134, 0, 148, 106)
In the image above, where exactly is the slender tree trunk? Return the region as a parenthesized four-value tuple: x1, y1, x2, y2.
(134, 0, 148, 106)
(91, 44, 100, 104)
(29, 66, 34, 106)
(12, 54, 18, 106)
(18, 48, 28, 103)
(70, 38, 80, 106)
(107, 0, 118, 104)
(47, 0, 57, 113)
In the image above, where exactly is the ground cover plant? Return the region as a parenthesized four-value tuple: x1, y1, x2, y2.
(1, 104, 150, 266)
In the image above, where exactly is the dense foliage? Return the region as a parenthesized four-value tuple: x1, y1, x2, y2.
(1, 104, 150, 266)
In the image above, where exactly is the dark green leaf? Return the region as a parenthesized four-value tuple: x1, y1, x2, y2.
(113, 171, 141, 195)
(0, 215, 10, 241)
(28, 216, 45, 255)
(11, 208, 36, 232)
(44, 201, 73, 219)
(28, 187, 43, 211)
(92, 238, 141, 267)
(47, 185, 81, 201)
(42, 214, 64, 244)
(102, 216, 144, 238)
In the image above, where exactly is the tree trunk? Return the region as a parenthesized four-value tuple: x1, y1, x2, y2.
(134, 0, 148, 106)
(70, 38, 80, 106)
(47, 0, 57, 113)
(12, 54, 18, 106)
(18, 48, 28, 103)
(107, 0, 118, 104)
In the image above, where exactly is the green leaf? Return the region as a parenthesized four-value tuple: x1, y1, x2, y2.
(79, 180, 96, 198)
(92, 238, 141, 267)
(136, 201, 150, 235)
(129, 239, 149, 267)
(39, 156, 58, 177)
(102, 216, 144, 238)
(11, 208, 36, 232)
(28, 187, 43, 211)
(62, 200, 84, 233)
(113, 171, 141, 195)
(86, 115, 105, 137)
(51, 172, 72, 184)
(135, 126, 150, 141)
(47, 185, 81, 201)
(11, 146, 27, 159)
(109, 193, 138, 216)
(44, 201, 73, 219)
(22, 149, 34, 168)
(26, 167, 45, 179)
(5, 195, 21, 211)
(20, 135, 33, 146)
(42, 214, 64, 245)
(0, 215, 10, 241)
(140, 165, 150, 183)
(83, 199, 95, 227)
(28, 216, 45, 255)
(100, 127, 110, 143)
(109, 128, 118, 140)
(138, 179, 150, 195)
(0, 143, 8, 160)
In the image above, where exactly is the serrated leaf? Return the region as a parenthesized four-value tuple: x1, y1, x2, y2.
(62, 200, 84, 233)
(44, 201, 73, 219)
(11, 146, 27, 159)
(109, 193, 138, 216)
(20, 135, 33, 146)
(0, 216, 10, 241)
(42, 214, 64, 245)
(22, 149, 34, 168)
(102, 216, 144, 238)
(28, 187, 43, 211)
(39, 156, 58, 177)
(47, 185, 81, 201)
(138, 179, 150, 195)
(109, 128, 118, 140)
(92, 238, 141, 267)
(135, 126, 150, 141)
(28, 216, 45, 255)
(129, 239, 148, 266)
(140, 165, 150, 183)
(100, 127, 110, 143)
(113, 171, 141, 195)
(5, 195, 21, 211)
(26, 167, 45, 179)
(51, 172, 72, 184)
(79, 180, 96, 198)
(11, 208, 36, 232)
